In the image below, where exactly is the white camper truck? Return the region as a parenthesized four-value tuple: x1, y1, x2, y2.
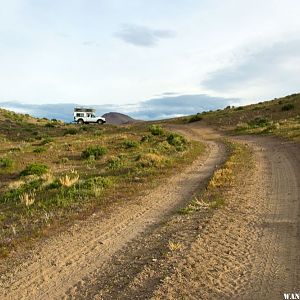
(73, 107, 106, 124)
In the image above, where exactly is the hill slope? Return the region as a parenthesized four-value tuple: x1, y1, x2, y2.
(102, 112, 139, 125)
(181, 92, 300, 127)
(175, 92, 300, 141)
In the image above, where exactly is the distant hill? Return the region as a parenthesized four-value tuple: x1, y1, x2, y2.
(102, 112, 140, 125)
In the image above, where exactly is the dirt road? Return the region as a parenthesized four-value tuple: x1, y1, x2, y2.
(152, 134, 300, 300)
(0, 125, 299, 299)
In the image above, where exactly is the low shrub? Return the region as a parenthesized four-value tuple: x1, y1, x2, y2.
(149, 125, 164, 136)
(9, 146, 22, 152)
(40, 137, 53, 145)
(94, 130, 103, 137)
(137, 153, 165, 168)
(20, 163, 49, 176)
(235, 106, 244, 111)
(248, 117, 270, 128)
(107, 156, 124, 170)
(45, 123, 55, 128)
(0, 157, 13, 169)
(81, 146, 108, 159)
(64, 128, 78, 135)
(140, 134, 153, 143)
(167, 133, 187, 147)
(81, 176, 113, 190)
(156, 141, 173, 153)
(123, 140, 139, 148)
(33, 146, 47, 153)
(188, 113, 202, 123)
(281, 103, 295, 111)
(235, 122, 249, 131)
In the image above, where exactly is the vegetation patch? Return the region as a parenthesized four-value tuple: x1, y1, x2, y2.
(137, 153, 166, 168)
(81, 146, 108, 159)
(149, 125, 164, 136)
(281, 103, 295, 111)
(20, 163, 49, 177)
(64, 128, 78, 135)
(40, 137, 53, 145)
(33, 146, 47, 153)
(188, 113, 203, 123)
(167, 133, 187, 148)
(0, 157, 13, 169)
(123, 140, 139, 149)
(107, 156, 125, 170)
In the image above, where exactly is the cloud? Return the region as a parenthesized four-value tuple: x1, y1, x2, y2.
(82, 41, 99, 47)
(128, 94, 235, 120)
(115, 24, 176, 47)
(0, 94, 236, 122)
(202, 38, 300, 97)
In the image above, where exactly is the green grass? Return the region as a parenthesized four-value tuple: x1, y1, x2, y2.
(20, 163, 49, 176)
(81, 146, 108, 159)
(33, 146, 47, 153)
(0, 157, 13, 169)
(149, 125, 164, 136)
(123, 140, 139, 148)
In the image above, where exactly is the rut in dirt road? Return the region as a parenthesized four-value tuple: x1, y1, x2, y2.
(0, 127, 226, 300)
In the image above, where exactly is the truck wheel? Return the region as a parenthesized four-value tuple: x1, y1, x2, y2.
(77, 119, 84, 125)
(97, 119, 104, 124)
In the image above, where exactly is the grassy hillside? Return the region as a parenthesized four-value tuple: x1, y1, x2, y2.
(179, 93, 300, 141)
(0, 109, 205, 260)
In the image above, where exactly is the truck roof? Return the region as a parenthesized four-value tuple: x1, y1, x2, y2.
(74, 107, 95, 112)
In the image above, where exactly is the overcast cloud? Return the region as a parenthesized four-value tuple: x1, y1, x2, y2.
(202, 38, 300, 102)
(0, 0, 300, 117)
(115, 24, 176, 47)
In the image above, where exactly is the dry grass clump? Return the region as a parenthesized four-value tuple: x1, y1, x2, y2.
(59, 170, 79, 187)
(8, 179, 25, 190)
(208, 167, 233, 189)
(168, 240, 182, 251)
(19, 192, 36, 207)
(138, 153, 165, 167)
(41, 173, 54, 186)
(178, 197, 210, 214)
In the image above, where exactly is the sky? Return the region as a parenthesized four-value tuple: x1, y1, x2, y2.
(0, 0, 300, 119)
